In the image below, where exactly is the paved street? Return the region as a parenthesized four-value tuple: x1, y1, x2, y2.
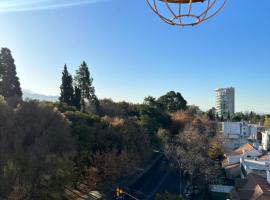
(127, 156, 204, 200)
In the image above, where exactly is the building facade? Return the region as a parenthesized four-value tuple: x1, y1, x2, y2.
(220, 122, 258, 139)
(262, 130, 270, 151)
(222, 143, 262, 179)
(215, 87, 235, 119)
(219, 122, 258, 151)
(240, 154, 270, 179)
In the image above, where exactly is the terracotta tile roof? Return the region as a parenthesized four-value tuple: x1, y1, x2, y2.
(259, 154, 270, 161)
(235, 189, 255, 200)
(231, 173, 270, 200)
(226, 163, 240, 170)
(230, 143, 254, 156)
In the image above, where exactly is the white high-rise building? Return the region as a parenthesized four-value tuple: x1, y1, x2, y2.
(215, 87, 235, 118)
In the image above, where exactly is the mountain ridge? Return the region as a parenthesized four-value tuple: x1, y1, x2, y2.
(22, 89, 58, 102)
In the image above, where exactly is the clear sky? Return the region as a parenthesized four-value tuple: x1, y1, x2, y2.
(0, 0, 269, 113)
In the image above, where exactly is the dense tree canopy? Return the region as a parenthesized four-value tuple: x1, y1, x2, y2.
(231, 111, 265, 124)
(0, 49, 228, 199)
(140, 96, 171, 134)
(0, 101, 76, 200)
(99, 98, 139, 118)
(164, 113, 222, 187)
(139, 92, 187, 134)
(157, 91, 187, 112)
(264, 116, 270, 129)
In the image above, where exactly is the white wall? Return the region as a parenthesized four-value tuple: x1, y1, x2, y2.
(227, 149, 262, 165)
(228, 155, 241, 165)
(223, 122, 242, 135)
(262, 130, 270, 151)
(249, 126, 258, 139)
(222, 122, 258, 138)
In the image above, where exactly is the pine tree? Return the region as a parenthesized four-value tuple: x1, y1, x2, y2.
(73, 86, 81, 110)
(0, 48, 22, 98)
(227, 112, 231, 121)
(59, 65, 74, 106)
(0, 55, 3, 92)
(74, 61, 99, 112)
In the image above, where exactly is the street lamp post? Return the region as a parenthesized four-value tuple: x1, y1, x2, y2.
(115, 188, 139, 200)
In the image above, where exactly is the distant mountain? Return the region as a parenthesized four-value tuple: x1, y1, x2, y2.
(22, 89, 58, 102)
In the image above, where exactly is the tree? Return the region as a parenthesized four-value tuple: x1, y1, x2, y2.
(207, 107, 216, 121)
(187, 105, 201, 115)
(227, 112, 231, 121)
(157, 91, 187, 113)
(231, 111, 265, 124)
(0, 102, 76, 200)
(231, 112, 244, 122)
(139, 96, 170, 134)
(86, 149, 137, 190)
(208, 136, 225, 160)
(87, 93, 101, 115)
(169, 111, 193, 134)
(74, 61, 99, 113)
(220, 115, 224, 122)
(73, 86, 81, 110)
(165, 129, 207, 191)
(264, 116, 270, 129)
(0, 48, 22, 98)
(0, 102, 15, 198)
(59, 64, 74, 106)
(165, 115, 218, 192)
(99, 99, 140, 117)
(76, 118, 152, 191)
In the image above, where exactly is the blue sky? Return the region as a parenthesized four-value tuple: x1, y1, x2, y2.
(0, 0, 269, 112)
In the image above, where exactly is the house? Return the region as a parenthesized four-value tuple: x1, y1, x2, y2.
(230, 173, 270, 200)
(240, 153, 270, 179)
(219, 122, 260, 151)
(223, 143, 262, 179)
(262, 130, 270, 151)
(220, 122, 258, 138)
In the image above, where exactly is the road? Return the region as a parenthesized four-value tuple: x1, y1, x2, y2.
(127, 156, 205, 200)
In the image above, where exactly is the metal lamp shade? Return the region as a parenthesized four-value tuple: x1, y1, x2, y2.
(145, 0, 227, 26)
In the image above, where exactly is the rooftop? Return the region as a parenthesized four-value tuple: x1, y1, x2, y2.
(215, 87, 235, 92)
(231, 173, 270, 200)
(242, 158, 269, 171)
(226, 143, 255, 157)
